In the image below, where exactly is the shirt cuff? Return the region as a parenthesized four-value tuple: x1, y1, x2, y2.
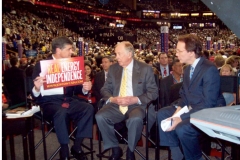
(32, 87, 41, 97)
(137, 97, 142, 105)
(82, 88, 88, 95)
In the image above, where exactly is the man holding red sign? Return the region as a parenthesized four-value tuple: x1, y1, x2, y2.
(32, 37, 93, 160)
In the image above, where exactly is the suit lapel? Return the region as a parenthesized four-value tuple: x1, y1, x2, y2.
(132, 60, 141, 96)
(100, 71, 105, 86)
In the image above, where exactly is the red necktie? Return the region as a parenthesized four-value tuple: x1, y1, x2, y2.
(163, 68, 167, 77)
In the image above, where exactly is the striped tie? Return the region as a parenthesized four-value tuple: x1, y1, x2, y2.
(119, 68, 128, 114)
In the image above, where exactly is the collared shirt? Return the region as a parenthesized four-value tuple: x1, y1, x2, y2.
(119, 59, 133, 96)
(191, 57, 201, 73)
(160, 64, 169, 77)
(104, 71, 108, 81)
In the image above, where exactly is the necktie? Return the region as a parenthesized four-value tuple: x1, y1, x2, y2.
(190, 66, 194, 80)
(163, 68, 167, 77)
(119, 68, 128, 114)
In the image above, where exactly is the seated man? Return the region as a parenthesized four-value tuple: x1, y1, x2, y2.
(160, 59, 183, 108)
(3, 56, 26, 105)
(32, 37, 94, 160)
(95, 41, 158, 160)
(157, 34, 226, 160)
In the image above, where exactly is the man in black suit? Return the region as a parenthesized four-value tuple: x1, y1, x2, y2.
(3, 56, 26, 105)
(92, 56, 113, 103)
(157, 34, 225, 160)
(95, 41, 158, 160)
(154, 52, 172, 79)
(32, 37, 94, 160)
(160, 59, 183, 108)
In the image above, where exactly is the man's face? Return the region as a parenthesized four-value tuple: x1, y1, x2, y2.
(102, 57, 112, 71)
(176, 41, 192, 64)
(159, 53, 168, 66)
(172, 62, 183, 76)
(59, 44, 73, 58)
(115, 44, 132, 67)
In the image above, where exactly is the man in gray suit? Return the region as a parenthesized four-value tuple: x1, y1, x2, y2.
(95, 41, 158, 160)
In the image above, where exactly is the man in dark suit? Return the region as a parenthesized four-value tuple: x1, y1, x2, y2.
(3, 56, 26, 105)
(92, 56, 113, 103)
(157, 34, 226, 160)
(160, 59, 183, 108)
(32, 37, 94, 160)
(95, 41, 158, 160)
(154, 52, 172, 79)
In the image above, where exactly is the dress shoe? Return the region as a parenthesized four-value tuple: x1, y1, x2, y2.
(70, 147, 88, 160)
(108, 147, 123, 160)
(126, 147, 135, 160)
(60, 147, 69, 160)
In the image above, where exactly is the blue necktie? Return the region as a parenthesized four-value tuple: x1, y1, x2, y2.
(190, 66, 194, 80)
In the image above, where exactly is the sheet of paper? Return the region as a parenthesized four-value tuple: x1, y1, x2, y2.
(161, 106, 190, 132)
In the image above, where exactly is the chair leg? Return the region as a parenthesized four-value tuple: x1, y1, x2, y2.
(41, 119, 48, 160)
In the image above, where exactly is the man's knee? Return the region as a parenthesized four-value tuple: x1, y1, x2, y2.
(126, 117, 143, 127)
(95, 112, 103, 123)
(157, 107, 171, 121)
(175, 122, 190, 139)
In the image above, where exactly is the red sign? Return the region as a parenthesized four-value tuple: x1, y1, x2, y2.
(40, 57, 85, 89)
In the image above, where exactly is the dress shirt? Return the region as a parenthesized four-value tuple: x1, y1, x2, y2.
(160, 65, 169, 77)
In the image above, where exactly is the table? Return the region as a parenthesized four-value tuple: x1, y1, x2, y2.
(2, 116, 35, 160)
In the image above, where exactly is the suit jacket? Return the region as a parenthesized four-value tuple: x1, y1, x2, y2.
(101, 59, 158, 110)
(92, 70, 105, 103)
(159, 75, 174, 108)
(178, 57, 226, 120)
(169, 82, 183, 104)
(32, 55, 85, 105)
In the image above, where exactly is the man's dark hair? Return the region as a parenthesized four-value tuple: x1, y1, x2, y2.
(158, 52, 167, 59)
(102, 56, 113, 62)
(10, 57, 19, 66)
(203, 50, 210, 59)
(178, 34, 202, 58)
(172, 59, 180, 66)
(52, 36, 73, 54)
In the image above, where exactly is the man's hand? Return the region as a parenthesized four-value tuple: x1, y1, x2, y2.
(111, 96, 138, 106)
(82, 81, 92, 92)
(33, 76, 44, 92)
(166, 116, 182, 132)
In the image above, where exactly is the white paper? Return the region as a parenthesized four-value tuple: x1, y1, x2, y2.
(6, 106, 40, 119)
(161, 106, 190, 132)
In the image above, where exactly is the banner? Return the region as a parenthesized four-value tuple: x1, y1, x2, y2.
(2, 42, 6, 60)
(160, 26, 169, 53)
(218, 40, 221, 50)
(206, 37, 211, 50)
(40, 57, 85, 89)
(78, 37, 84, 56)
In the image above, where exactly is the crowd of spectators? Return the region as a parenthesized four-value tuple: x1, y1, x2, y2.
(137, 0, 210, 12)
